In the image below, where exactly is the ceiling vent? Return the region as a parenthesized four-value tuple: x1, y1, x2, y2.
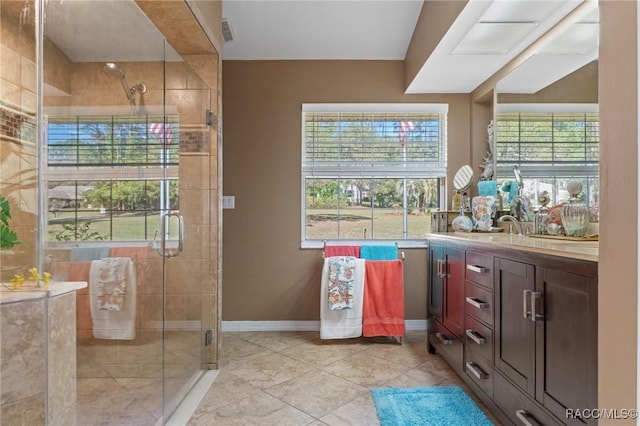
(221, 18, 234, 42)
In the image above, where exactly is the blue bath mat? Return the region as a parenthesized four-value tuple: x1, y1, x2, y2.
(371, 386, 494, 426)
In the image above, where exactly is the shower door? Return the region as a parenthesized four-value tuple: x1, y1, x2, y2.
(160, 58, 212, 419)
(40, 0, 211, 424)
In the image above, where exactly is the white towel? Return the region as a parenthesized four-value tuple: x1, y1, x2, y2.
(320, 257, 366, 339)
(89, 257, 137, 340)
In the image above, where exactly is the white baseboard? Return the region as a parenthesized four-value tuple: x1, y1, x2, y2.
(221, 320, 427, 332)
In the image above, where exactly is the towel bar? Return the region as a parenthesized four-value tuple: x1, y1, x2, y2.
(321, 241, 405, 260)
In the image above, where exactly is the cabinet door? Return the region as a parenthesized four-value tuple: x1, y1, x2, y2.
(428, 244, 445, 321)
(535, 268, 597, 424)
(494, 258, 535, 396)
(443, 247, 465, 338)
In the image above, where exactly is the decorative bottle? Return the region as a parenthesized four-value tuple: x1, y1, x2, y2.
(534, 191, 550, 235)
(451, 191, 461, 210)
(560, 181, 589, 237)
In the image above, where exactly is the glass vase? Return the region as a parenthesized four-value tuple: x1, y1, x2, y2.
(560, 197, 589, 237)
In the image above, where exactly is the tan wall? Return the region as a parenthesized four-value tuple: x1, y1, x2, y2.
(598, 0, 638, 416)
(222, 60, 471, 321)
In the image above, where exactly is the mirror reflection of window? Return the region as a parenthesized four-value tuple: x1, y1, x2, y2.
(494, 105, 599, 222)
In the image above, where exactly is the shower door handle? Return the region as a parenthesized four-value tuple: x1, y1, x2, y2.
(157, 212, 184, 258)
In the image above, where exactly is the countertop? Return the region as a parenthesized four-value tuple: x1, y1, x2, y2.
(0, 281, 88, 305)
(427, 232, 598, 263)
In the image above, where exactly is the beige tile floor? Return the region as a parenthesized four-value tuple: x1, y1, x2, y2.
(188, 331, 500, 425)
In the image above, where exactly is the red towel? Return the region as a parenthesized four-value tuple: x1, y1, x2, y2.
(324, 245, 360, 258)
(363, 260, 405, 337)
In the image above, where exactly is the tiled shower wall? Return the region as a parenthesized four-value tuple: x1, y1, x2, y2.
(0, 5, 38, 280)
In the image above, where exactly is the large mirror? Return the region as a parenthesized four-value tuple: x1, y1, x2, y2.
(494, 4, 599, 222)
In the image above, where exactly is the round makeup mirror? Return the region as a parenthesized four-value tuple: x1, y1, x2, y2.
(453, 165, 474, 191)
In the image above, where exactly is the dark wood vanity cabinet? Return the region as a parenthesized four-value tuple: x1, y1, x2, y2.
(494, 258, 598, 425)
(494, 258, 536, 395)
(428, 237, 598, 426)
(427, 243, 465, 373)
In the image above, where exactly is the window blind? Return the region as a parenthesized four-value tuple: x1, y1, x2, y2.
(303, 111, 447, 178)
(495, 111, 599, 177)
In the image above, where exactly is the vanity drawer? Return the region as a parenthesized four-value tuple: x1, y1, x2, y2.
(465, 251, 493, 289)
(428, 319, 463, 374)
(465, 349, 494, 399)
(465, 314, 493, 363)
(465, 283, 493, 327)
(494, 372, 559, 426)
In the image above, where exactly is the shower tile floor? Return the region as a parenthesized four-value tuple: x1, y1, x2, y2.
(187, 330, 501, 425)
(73, 330, 202, 425)
(72, 330, 500, 425)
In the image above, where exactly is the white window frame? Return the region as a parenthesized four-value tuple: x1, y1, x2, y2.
(301, 103, 448, 248)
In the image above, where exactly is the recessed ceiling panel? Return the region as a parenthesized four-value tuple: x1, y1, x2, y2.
(479, 0, 575, 23)
(453, 22, 537, 55)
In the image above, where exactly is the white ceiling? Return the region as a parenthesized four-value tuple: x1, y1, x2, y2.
(220, 1, 423, 60)
(36, 0, 599, 94)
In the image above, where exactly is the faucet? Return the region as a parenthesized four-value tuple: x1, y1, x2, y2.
(498, 215, 523, 235)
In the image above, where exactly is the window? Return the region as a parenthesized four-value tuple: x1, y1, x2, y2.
(46, 114, 179, 242)
(302, 104, 448, 244)
(495, 104, 599, 218)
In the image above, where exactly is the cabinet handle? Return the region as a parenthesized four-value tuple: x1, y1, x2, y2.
(515, 410, 542, 426)
(531, 291, 544, 322)
(466, 362, 489, 380)
(522, 290, 532, 319)
(465, 297, 489, 309)
(435, 332, 452, 345)
(436, 259, 443, 277)
(466, 264, 489, 273)
(465, 329, 486, 344)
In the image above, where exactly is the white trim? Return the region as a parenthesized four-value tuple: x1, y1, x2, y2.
(221, 320, 428, 332)
(302, 103, 449, 113)
(496, 103, 599, 113)
(164, 370, 219, 426)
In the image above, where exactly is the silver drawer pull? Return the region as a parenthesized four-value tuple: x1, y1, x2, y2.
(435, 332, 452, 345)
(465, 297, 489, 309)
(516, 410, 542, 426)
(466, 264, 489, 273)
(465, 329, 486, 345)
(465, 362, 488, 380)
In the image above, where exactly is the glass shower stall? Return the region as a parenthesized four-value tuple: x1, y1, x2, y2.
(0, 0, 220, 423)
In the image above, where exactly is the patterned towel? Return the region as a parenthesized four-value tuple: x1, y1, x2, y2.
(327, 256, 357, 310)
(93, 257, 130, 311)
(89, 257, 137, 340)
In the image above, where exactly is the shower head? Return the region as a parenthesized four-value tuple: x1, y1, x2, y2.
(104, 62, 126, 80)
(103, 62, 146, 104)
